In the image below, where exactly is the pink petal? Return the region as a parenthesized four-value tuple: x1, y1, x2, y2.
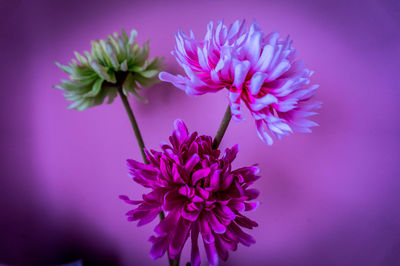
(191, 222, 201, 266)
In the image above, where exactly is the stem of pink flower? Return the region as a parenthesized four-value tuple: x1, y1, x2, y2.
(212, 105, 232, 149)
(117, 86, 177, 265)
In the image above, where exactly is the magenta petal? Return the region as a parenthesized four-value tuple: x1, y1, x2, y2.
(235, 215, 259, 229)
(209, 169, 222, 191)
(154, 210, 180, 237)
(200, 217, 215, 244)
(169, 218, 191, 257)
(228, 200, 245, 212)
(220, 173, 234, 190)
(244, 201, 259, 212)
(203, 240, 219, 266)
(215, 235, 229, 261)
(192, 168, 211, 184)
(182, 204, 201, 222)
(149, 235, 169, 259)
(229, 223, 256, 246)
(137, 209, 161, 226)
(244, 188, 260, 200)
(185, 153, 200, 173)
(215, 205, 236, 221)
(119, 195, 142, 205)
(191, 222, 201, 266)
(173, 119, 189, 141)
(207, 212, 226, 234)
(164, 191, 185, 211)
(220, 233, 238, 251)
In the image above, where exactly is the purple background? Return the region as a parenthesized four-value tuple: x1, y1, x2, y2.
(1, 0, 400, 265)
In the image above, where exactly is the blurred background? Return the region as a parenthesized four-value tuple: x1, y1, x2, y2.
(1, 0, 400, 265)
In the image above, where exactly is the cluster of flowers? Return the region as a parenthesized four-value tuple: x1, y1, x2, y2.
(56, 20, 320, 266)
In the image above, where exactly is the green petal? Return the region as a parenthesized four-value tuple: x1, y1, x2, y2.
(76, 100, 91, 111)
(121, 29, 129, 44)
(84, 78, 103, 97)
(67, 99, 85, 110)
(122, 72, 135, 92)
(107, 88, 118, 104)
(74, 51, 88, 65)
(55, 62, 73, 74)
(120, 60, 128, 71)
(93, 88, 108, 105)
(139, 69, 159, 78)
(90, 60, 113, 82)
(131, 88, 148, 103)
(105, 42, 119, 69)
(129, 29, 138, 44)
(128, 65, 144, 72)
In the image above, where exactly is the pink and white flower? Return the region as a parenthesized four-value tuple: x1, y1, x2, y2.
(160, 20, 321, 145)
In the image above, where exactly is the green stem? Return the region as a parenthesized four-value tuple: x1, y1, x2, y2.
(117, 86, 149, 164)
(117, 86, 176, 265)
(212, 105, 232, 149)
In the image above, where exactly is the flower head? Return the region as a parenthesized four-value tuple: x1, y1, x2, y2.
(120, 120, 259, 266)
(159, 20, 321, 145)
(55, 29, 163, 111)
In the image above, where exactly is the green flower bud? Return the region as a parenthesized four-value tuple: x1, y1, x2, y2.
(54, 29, 164, 111)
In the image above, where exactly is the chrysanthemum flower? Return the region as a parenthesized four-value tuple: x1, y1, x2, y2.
(55, 29, 163, 111)
(120, 120, 259, 266)
(159, 20, 321, 145)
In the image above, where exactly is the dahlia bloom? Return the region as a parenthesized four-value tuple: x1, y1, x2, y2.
(120, 120, 259, 265)
(55, 29, 163, 111)
(159, 20, 321, 145)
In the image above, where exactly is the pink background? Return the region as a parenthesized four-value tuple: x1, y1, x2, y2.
(1, 0, 400, 265)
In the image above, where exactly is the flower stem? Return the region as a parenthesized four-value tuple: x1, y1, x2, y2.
(117, 86, 166, 220)
(117, 86, 149, 164)
(212, 105, 232, 149)
(117, 86, 176, 265)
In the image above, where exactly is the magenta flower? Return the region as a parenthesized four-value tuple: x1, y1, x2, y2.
(159, 20, 321, 145)
(120, 120, 259, 266)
